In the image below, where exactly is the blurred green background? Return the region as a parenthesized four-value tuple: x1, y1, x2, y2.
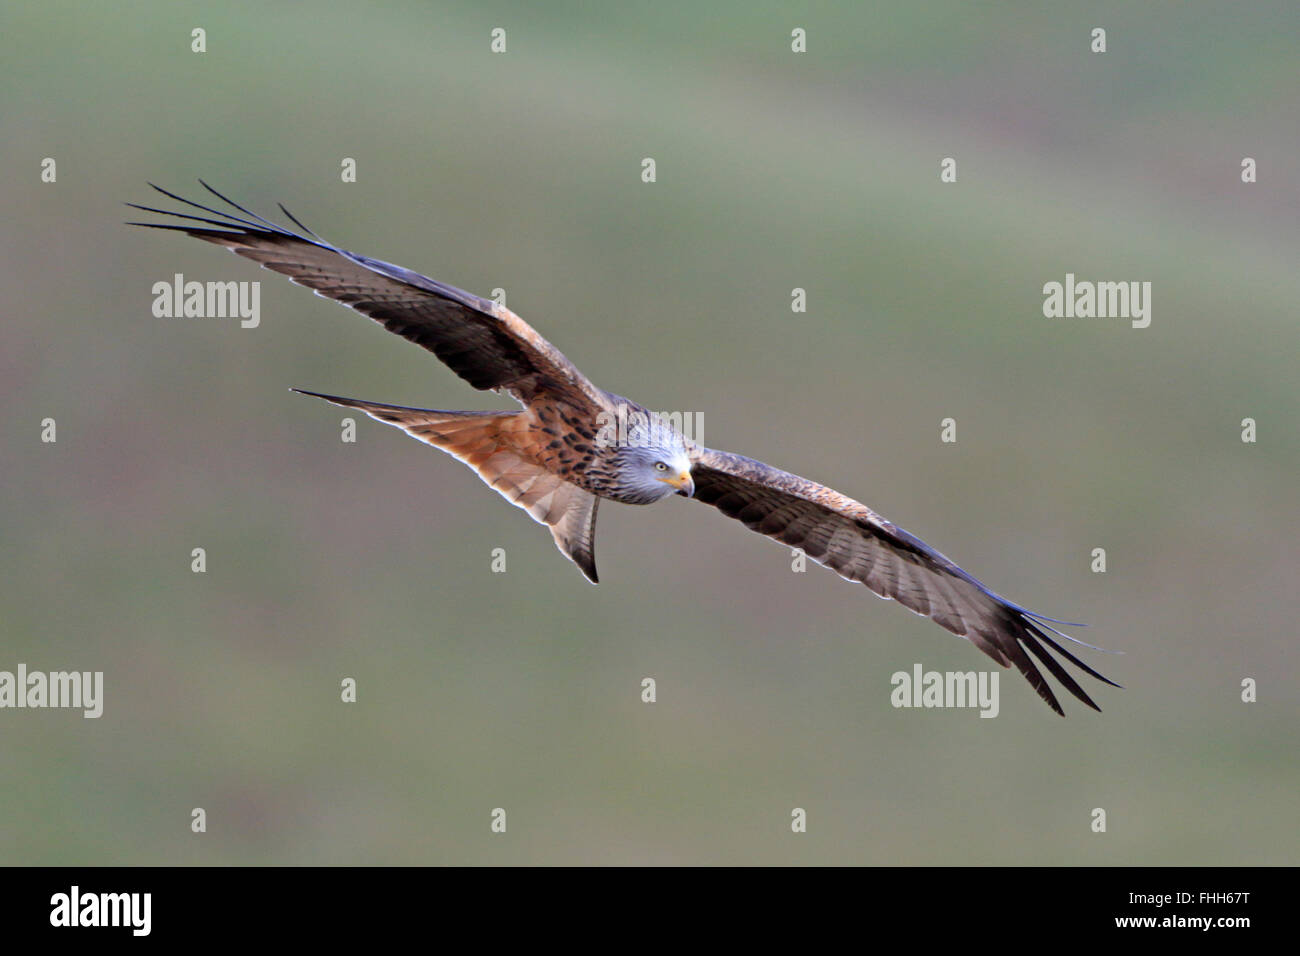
(2, 1, 1297, 865)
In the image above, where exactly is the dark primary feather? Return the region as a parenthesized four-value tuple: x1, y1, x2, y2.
(688, 447, 1120, 715)
(127, 183, 606, 411)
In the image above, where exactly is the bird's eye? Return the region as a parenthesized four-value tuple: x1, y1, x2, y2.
(655, 462, 668, 471)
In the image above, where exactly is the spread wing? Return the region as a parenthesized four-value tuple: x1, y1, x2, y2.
(127, 182, 607, 412)
(688, 447, 1119, 715)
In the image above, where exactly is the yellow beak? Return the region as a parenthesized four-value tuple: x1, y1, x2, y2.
(659, 470, 695, 498)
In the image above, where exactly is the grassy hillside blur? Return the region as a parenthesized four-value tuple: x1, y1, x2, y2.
(1, 1, 1296, 864)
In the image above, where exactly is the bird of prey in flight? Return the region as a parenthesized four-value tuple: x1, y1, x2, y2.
(130, 183, 1119, 715)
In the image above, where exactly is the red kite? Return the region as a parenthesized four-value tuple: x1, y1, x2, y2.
(130, 184, 1119, 714)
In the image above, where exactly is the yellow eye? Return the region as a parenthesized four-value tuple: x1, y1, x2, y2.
(655, 462, 668, 471)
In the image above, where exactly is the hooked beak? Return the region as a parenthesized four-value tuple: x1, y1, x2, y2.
(660, 470, 695, 498)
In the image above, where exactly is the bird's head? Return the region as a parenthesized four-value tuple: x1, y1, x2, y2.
(614, 413, 694, 503)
